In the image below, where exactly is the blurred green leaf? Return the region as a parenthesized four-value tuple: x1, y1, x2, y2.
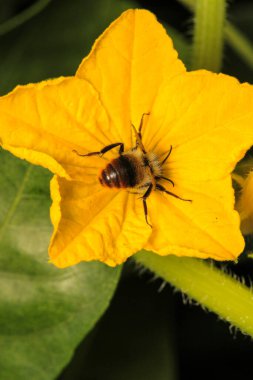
(0, 0, 138, 94)
(0, 150, 121, 380)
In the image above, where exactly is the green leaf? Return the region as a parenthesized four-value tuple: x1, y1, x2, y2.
(0, 150, 121, 380)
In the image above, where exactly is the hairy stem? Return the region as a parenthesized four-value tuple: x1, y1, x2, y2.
(135, 251, 253, 337)
(179, 0, 253, 70)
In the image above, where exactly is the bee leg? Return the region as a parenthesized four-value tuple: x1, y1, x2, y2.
(161, 145, 173, 165)
(73, 142, 124, 157)
(156, 176, 174, 187)
(137, 182, 153, 190)
(141, 183, 153, 228)
(156, 183, 192, 202)
(128, 184, 150, 197)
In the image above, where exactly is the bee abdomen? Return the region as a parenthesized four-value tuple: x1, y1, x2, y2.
(99, 155, 138, 188)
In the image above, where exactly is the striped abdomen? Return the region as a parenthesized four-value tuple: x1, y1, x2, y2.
(99, 154, 143, 188)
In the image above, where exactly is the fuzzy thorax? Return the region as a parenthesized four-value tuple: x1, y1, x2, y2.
(99, 148, 163, 189)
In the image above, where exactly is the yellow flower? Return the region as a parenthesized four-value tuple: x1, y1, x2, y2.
(0, 9, 253, 268)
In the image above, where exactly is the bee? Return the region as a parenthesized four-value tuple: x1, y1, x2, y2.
(74, 113, 191, 227)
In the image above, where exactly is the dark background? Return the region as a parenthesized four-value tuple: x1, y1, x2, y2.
(1, 1, 253, 379)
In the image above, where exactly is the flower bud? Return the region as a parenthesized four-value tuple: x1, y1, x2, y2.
(236, 171, 253, 235)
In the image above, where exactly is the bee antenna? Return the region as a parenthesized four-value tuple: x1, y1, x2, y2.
(131, 123, 146, 153)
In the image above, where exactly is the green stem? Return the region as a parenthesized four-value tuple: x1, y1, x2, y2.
(191, 0, 226, 71)
(179, 0, 253, 70)
(135, 251, 253, 337)
(0, 0, 52, 36)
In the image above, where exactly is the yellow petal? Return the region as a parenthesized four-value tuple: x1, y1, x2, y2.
(145, 177, 243, 260)
(49, 176, 151, 267)
(143, 70, 253, 260)
(144, 70, 253, 182)
(76, 9, 185, 147)
(0, 76, 110, 180)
